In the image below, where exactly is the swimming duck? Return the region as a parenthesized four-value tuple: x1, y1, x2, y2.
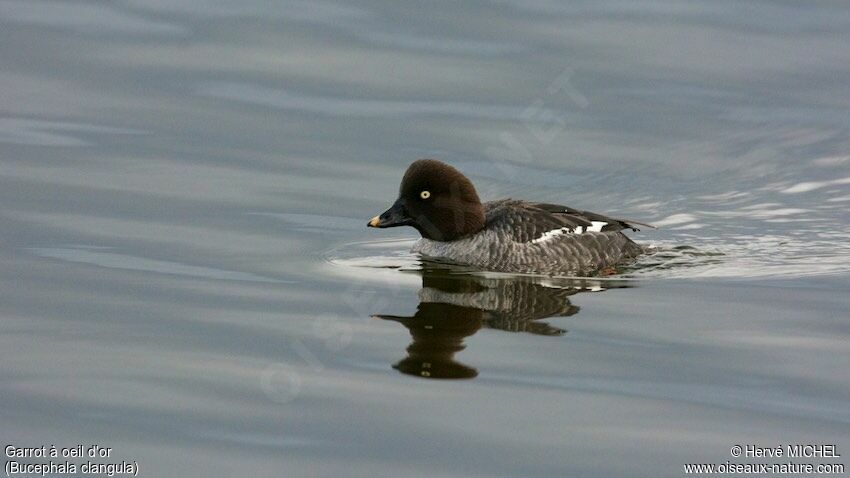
(368, 159, 652, 275)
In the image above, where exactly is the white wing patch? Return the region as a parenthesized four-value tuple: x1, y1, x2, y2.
(529, 221, 608, 244)
(588, 221, 608, 232)
(530, 227, 571, 244)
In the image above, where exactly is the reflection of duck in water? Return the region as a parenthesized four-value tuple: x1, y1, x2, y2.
(374, 266, 630, 379)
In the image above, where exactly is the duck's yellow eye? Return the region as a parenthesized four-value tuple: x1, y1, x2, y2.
(420, 190, 431, 199)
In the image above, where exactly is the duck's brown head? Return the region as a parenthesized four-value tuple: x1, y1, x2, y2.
(368, 159, 485, 241)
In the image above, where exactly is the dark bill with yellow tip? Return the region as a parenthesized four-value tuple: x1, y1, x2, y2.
(367, 198, 411, 228)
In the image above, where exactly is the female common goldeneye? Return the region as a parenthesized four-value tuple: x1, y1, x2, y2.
(368, 159, 652, 275)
